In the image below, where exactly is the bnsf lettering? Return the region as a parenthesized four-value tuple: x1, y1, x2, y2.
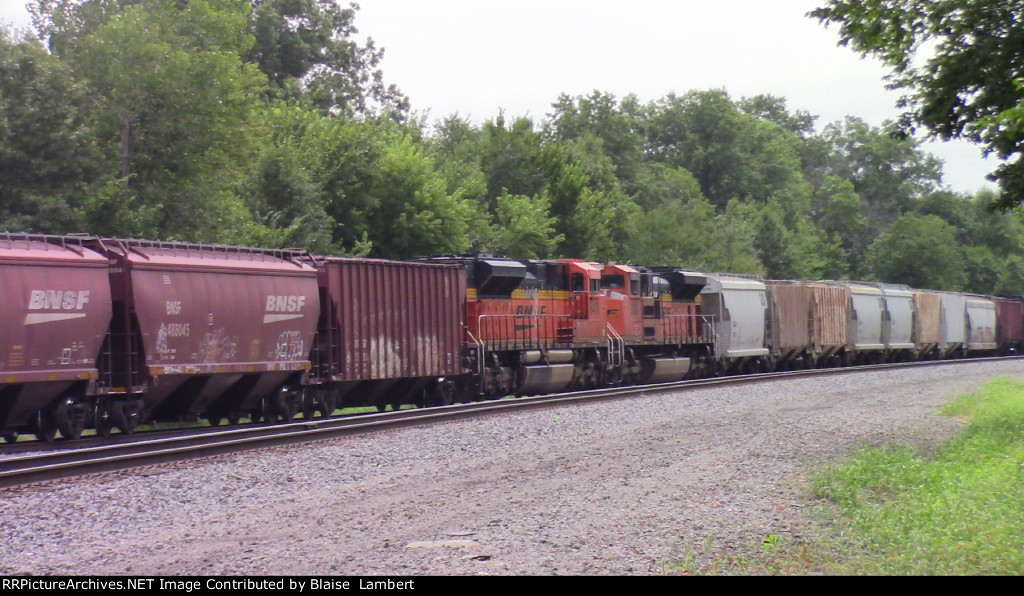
(28, 290, 90, 310)
(515, 305, 547, 317)
(266, 295, 306, 312)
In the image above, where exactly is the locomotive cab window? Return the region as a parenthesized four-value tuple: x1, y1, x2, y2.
(572, 273, 585, 293)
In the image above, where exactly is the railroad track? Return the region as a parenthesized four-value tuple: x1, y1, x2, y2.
(2, 356, 1019, 489)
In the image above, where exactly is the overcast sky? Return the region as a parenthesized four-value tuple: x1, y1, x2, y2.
(0, 0, 998, 194)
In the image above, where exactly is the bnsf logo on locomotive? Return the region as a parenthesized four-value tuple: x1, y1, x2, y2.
(263, 295, 307, 324)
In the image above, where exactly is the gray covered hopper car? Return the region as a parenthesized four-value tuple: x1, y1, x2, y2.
(700, 274, 769, 373)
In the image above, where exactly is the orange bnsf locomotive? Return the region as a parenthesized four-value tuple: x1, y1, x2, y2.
(419, 256, 714, 401)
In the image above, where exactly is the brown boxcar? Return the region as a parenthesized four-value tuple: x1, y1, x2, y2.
(89, 239, 320, 429)
(993, 297, 1024, 354)
(765, 281, 850, 368)
(310, 257, 465, 410)
(0, 236, 112, 441)
(810, 282, 849, 361)
(765, 281, 813, 367)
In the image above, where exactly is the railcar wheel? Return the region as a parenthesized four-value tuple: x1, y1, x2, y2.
(227, 412, 241, 426)
(33, 410, 58, 442)
(317, 393, 336, 418)
(56, 398, 85, 441)
(2, 431, 18, 444)
(95, 404, 114, 438)
(261, 396, 278, 424)
(116, 400, 142, 435)
(301, 389, 316, 420)
(283, 400, 299, 422)
(206, 415, 223, 427)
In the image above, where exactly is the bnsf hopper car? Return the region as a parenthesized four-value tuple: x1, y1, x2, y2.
(0, 237, 321, 441)
(0, 236, 112, 442)
(86, 238, 320, 434)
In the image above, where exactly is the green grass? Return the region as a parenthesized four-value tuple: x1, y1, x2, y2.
(672, 376, 1024, 575)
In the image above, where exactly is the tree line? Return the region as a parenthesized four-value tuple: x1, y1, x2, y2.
(2, 0, 1022, 295)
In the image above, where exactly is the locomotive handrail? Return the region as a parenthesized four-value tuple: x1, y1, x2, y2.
(464, 326, 485, 395)
(464, 326, 483, 375)
(605, 323, 624, 369)
(660, 313, 716, 344)
(475, 312, 574, 351)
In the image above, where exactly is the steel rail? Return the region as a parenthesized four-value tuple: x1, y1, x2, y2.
(2, 355, 1021, 489)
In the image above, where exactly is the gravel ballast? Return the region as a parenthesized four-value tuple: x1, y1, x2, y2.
(1, 360, 1021, 576)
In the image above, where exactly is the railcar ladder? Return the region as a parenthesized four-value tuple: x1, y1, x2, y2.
(606, 323, 624, 370)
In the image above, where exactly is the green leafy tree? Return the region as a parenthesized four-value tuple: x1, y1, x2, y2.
(566, 186, 639, 262)
(962, 245, 1002, 294)
(811, 0, 1024, 208)
(366, 129, 471, 258)
(739, 94, 817, 138)
(811, 175, 868, 275)
(277, 112, 470, 258)
(995, 254, 1024, 296)
(626, 195, 762, 275)
(240, 136, 333, 252)
(492, 192, 564, 259)
(479, 114, 552, 210)
(47, 0, 267, 240)
(646, 90, 809, 209)
(246, 0, 407, 117)
(547, 91, 646, 191)
(816, 117, 941, 224)
(866, 213, 966, 290)
(630, 163, 704, 212)
(426, 115, 492, 251)
(0, 30, 101, 232)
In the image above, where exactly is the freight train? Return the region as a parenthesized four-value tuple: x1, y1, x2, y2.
(1, 234, 1021, 443)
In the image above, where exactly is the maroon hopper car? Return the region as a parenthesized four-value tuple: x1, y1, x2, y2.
(88, 239, 320, 432)
(993, 296, 1024, 354)
(0, 236, 112, 441)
